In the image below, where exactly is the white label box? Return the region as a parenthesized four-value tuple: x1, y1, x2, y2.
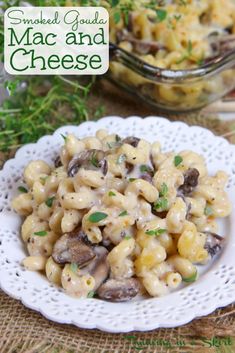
(4, 6, 109, 75)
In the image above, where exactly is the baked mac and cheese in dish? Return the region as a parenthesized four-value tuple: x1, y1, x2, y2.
(106, 0, 235, 110)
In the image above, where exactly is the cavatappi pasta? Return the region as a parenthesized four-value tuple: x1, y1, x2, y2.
(12, 131, 231, 301)
(106, 0, 235, 109)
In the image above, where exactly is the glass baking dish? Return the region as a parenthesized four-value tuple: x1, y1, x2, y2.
(108, 43, 235, 113)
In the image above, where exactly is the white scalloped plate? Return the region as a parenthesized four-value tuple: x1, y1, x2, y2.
(0, 116, 235, 333)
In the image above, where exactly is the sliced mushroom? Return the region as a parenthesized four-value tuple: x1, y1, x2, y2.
(204, 232, 225, 257)
(52, 228, 95, 266)
(126, 13, 133, 32)
(122, 136, 140, 147)
(81, 246, 110, 290)
(125, 162, 134, 174)
(178, 168, 200, 196)
(97, 278, 140, 302)
(132, 39, 163, 55)
(116, 29, 128, 43)
(68, 149, 108, 177)
(54, 156, 62, 168)
(152, 210, 168, 219)
(209, 33, 235, 56)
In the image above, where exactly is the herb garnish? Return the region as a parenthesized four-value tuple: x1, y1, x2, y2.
(34, 231, 47, 237)
(18, 186, 28, 193)
(174, 155, 183, 167)
(107, 135, 122, 149)
(197, 56, 205, 67)
(154, 197, 168, 211)
(146, 1, 167, 23)
(114, 11, 121, 24)
(111, 0, 119, 7)
(88, 212, 108, 223)
(107, 142, 113, 149)
(119, 210, 128, 217)
(174, 14, 182, 21)
(124, 235, 132, 240)
(129, 178, 136, 182)
(87, 290, 95, 298)
(204, 205, 213, 216)
(61, 134, 67, 141)
(90, 152, 99, 168)
(155, 8, 167, 22)
(145, 228, 166, 236)
(45, 196, 55, 208)
(70, 263, 78, 274)
(116, 154, 127, 165)
(154, 183, 169, 211)
(108, 191, 116, 197)
(176, 40, 193, 64)
(182, 270, 197, 283)
(110, 0, 135, 25)
(159, 183, 168, 197)
(140, 165, 153, 173)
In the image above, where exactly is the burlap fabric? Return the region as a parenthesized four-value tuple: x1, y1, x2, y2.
(0, 80, 235, 353)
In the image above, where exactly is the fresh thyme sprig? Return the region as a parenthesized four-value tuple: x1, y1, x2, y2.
(0, 0, 106, 154)
(109, 0, 135, 25)
(0, 75, 99, 153)
(176, 40, 193, 64)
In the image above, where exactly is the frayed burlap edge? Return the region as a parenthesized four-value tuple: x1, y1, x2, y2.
(0, 289, 235, 353)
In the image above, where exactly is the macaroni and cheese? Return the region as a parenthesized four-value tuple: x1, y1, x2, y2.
(12, 130, 231, 301)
